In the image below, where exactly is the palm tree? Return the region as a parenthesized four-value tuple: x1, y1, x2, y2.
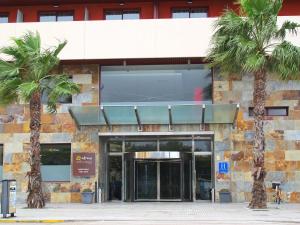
(0, 32, 80, 208)
(207, 0, 300, 208)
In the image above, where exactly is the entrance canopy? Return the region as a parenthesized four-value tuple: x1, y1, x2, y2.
(68, 103, 239, 128)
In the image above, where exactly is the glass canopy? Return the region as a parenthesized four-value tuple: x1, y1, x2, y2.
(69, 103, 239, 127)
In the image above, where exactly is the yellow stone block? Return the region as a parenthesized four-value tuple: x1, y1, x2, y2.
(50, 192, 71, 203)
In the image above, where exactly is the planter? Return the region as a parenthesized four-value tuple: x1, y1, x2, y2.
(81, 192, 94, 204)
(219, 191, 232, 203)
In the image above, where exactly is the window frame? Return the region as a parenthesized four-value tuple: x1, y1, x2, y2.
(248, 106, 289, 117)
(104, 9, 141, 20)
(171, 7, 209, 19)
(40, 143, 71, 182)
(0, 13, 9, 23)
(38, 11, 74, 22)
(99, 64, 213, 104)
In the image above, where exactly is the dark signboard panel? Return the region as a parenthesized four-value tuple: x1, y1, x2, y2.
(72, 153, 96, 177)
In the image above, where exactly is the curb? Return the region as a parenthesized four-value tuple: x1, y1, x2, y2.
(0, 219, 65, 223)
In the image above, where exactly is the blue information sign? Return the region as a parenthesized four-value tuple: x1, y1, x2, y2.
(218, 162, 229, 174)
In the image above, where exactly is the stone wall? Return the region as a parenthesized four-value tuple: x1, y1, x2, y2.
(1, 63, 300, 204)
(0, 64, 100, 203)
(213, 72, 300, 203)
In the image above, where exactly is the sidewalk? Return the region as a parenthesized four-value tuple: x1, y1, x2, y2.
(0, 202, 299, 224)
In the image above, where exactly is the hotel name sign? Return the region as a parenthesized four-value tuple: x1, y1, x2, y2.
(72, 153, 96, 177)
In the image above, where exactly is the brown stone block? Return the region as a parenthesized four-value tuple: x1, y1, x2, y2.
(275, 161, 287, 171)
(41, 124, 62, 133)
(274, 140, 288, 151)
(3, 163, 21, 173)
(274, 150, 285, 160)
(289, 110, 300, 120)
(265, 162, 275, 171)
(286, 171, 295, 181)
(57, 114, 74, 124)
(41, 114, 55, 124)
(62, 124, 76, 133)
(224, 151, 231, 161)
(244, 192, 252, 202)
(287, 161, 298, 171)
(297, 162, 300, 170)
(4, 123, 24, 133)
(213, 91, 223, 102)
(22, 122, 30, 133)
(282, 90, 300, 100)
(12, 153, 29, 164)
(268, 130, 284, 140)
(233, 161, 251, 172)
(290, 192, 300, 203)
(265, 152, 275, 161)
(295, 141, 300, 150)
(71, 192, 81, 203)
(216, 173, 230, 180)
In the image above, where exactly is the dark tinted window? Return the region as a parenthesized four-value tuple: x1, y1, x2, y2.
(172, 8, 208, 19)
(194, 140, 211, 152)
(249, 107, 288, 117)
(39, 11, 73, 22)
(101, 65, 212, 104)
(41, 144, 71, 165)
(125, 141, 157, 152)
(160, 140, 192, 152)
(105, 10, 140, 20)
(108, 140, 122, 152)
(0, 14, 9, 23)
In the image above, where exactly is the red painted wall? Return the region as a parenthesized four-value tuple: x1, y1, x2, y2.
(0, 0, 300, 23)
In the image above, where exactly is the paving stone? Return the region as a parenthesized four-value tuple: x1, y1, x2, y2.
(284, 130, 300, 141)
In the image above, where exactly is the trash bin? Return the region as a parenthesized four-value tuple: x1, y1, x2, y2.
(219, 189, 232, 203)
(1, 179, 17, 218)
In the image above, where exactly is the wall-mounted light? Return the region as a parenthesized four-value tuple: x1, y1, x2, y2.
(53, 4, 59, 8)
(119, 1, 125, 6)
(187, 0, 193, 4)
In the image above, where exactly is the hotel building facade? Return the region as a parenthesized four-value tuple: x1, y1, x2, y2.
(0, 0, 300, 203)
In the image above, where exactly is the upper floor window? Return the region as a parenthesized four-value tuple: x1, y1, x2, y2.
(105, 10, 140, 20)
(0, 13, 9, 23)
(39, 11, 74, 22)
(101, 64, 212, 104)
(172, 8, 208, 19)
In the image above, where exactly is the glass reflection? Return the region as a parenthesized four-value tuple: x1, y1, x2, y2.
(107, 141, 122, 152)
(101, 64, 212, 104)
(125, 141, 157, 152)
(195, 155, 212, 200)
(0, 15, 8, 23)
(159, 140, 192, 152)
(109, 156, 122, 200)
(194, 140, 211, 152)
(136, 162, 157, 199)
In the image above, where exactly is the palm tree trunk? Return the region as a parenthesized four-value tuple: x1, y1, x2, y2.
(27, 91, 45, 208)
(249, 69, 267, 209)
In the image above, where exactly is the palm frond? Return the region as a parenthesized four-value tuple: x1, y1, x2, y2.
(270, 41, 300, 79)
(45, 75, 80, 113)
(0, 78, 21, 105)
(275, 21, 300, 40)
(17, 81, 40, 102)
